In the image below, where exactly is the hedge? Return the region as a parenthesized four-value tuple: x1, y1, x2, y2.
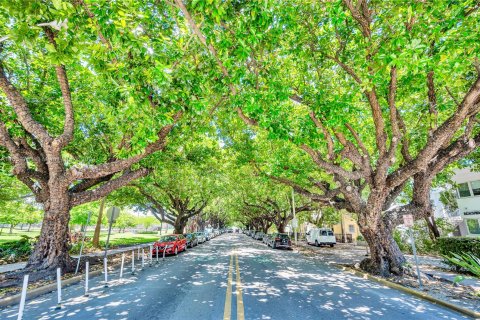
(437, 237, 480, 257)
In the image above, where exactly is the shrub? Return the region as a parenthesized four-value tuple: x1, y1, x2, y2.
(393, 229, 412, 254)
(437, 237, 480, 271)
(0, 235, 35, 262)
(437, 237, 480, 257)
(442, 252, 480, 277)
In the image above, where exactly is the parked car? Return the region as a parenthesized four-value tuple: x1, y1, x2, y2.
(184, 233, 198, 248)
(306, 228, 336, 247)
(267, 233, 292, 249)
(227, 228, 233, 233)
(254, 231, 265, 240)
(204, 231, 211, 241)
(153, 234, 187, 256)
(195, 232, 206, 243)
(263, 234, 272, 244)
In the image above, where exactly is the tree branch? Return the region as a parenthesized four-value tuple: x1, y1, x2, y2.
(71, 168, 149, 206)
(0, 64, 52, 144)
(67, 111, 182, 181)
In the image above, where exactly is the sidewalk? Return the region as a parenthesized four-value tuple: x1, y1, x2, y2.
(293, 241, 480, 291)
(0, 242, 155, 274)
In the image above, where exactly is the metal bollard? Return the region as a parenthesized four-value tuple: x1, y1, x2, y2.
(56, 268, 62, 309)
(137, 247, 140, 258)
(149, 245, 153, 266)
(120, 253, 125, 279)
(141, 248, 145, 270)
(131, 250, 136, 275)
(104, 257, 108, 288)
(163, 247, 167, 261)
(156, 247, 159, 265)
(17, 274, 29, 320)
(84, 261, 89, 297)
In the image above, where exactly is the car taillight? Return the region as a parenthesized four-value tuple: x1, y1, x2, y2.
(275, 238, 280, 241)
(288, 240, 291, 245)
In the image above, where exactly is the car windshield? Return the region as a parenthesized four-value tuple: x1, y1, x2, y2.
(186, 234, 194, 239)
(277, 234, 289, 239)
(327, 231, 334, 236)
(158, 236, 177, 242)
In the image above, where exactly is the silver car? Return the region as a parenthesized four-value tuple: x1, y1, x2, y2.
(195, 232, 207, 243)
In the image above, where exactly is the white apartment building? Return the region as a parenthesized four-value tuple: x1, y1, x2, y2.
(452, 168, 480, 237)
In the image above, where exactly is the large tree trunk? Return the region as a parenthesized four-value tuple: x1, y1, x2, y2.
(27, 203, 73, 272)
(174, 215, 187, 234)
(174, 223, 185, 234)
(359, 219, 406, 277)
(276, 222, 286, 233)
(92, 197, 106, 248)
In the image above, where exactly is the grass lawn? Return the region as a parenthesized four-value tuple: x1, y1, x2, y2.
(97, 232, 162, 247)
(0, 228, 169, 246)
(0, 229, 40, 244)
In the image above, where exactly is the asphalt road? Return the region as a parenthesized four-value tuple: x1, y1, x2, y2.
(0, 233, 470, 320)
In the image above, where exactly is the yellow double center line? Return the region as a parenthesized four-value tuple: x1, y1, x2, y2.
(224, 253, 244, 320)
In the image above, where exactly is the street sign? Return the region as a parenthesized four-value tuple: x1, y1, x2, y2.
(106, 207, 121, 223)
(402, 214, 414, 227)
(104, 207, 121, 260)
(291, 218, 298, 229)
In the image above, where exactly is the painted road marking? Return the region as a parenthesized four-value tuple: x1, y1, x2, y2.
(224, 254, 233, 320)
(235, 254, 245, 320)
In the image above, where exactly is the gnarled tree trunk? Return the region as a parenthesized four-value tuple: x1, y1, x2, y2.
(359, 220, 406, 276)
(27, 204, 73, 271)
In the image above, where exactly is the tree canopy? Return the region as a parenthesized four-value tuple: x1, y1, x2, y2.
(0, 0, 479, 277)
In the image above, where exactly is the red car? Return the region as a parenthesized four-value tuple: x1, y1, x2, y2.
(153, 234, 187, 256)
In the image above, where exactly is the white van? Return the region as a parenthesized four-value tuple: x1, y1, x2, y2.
(306, 228, 336, 247)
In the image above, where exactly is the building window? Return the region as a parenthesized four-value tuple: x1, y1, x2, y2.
(466, 219, 480, 235)
(471, 180, 480, 196)
(458, 183, 471, 197)
(348, 224, 355, 233)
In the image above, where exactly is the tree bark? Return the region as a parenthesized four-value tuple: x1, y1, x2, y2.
(425, 216, 441, 239)
(9, 224, 14, 234)
(358, 217, 406, 276)
(92, 197, 106, 248)
(27, 203, 73, 271)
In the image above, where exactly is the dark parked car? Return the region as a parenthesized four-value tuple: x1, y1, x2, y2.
(184, 233, 198, 248)
(267, 233, 292, 249)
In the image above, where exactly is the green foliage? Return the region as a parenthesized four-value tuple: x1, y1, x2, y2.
(138, 216, 157, 231)
(439, 188, 459, 213)
(394, 218, 455, 254)
(0, 235, 35, 262)
(113, 213, 138, 232)
(69, 202, 101, 227)
(443, 252, 480, 278)
(437, 237, 480, 257)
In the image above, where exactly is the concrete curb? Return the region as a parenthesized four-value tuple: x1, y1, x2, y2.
(342, 266, 480, 319)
